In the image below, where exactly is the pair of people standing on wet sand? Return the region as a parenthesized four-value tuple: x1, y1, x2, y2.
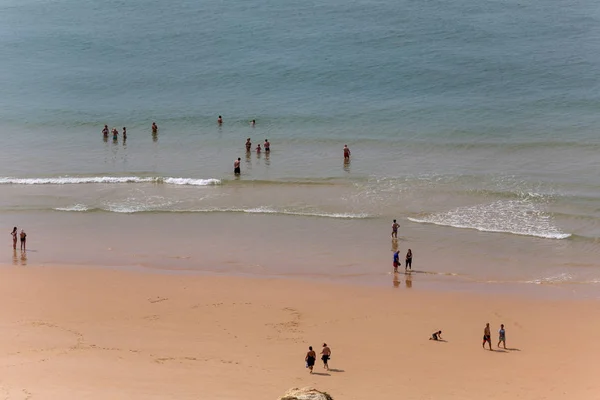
(305, 343, 331, 373)
(10, 227, 26, 251)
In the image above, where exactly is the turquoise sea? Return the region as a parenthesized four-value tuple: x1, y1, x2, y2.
(1, 0, 600, 293)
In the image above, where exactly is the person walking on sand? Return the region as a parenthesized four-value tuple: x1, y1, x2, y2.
(234, 158, 241, 175)
(245, 138, 252, 152)
(483, 323, 492, 350)
(429, 330, 442, 341)
(405, 249, 412, 271)
(305, 346, 316, 374)
(11, 227, 17, 250)
(498, 324, 506, 349)
(19, 229, 27, 251)
(264, 139, 270, 152)
(343, 144, 351, 160)
(393, 250, 400, 273)
(321, 343, 331, 371)
(217, 115, 223, 125)
(152, 122, 158, 133)
(391, 219, 400, 238)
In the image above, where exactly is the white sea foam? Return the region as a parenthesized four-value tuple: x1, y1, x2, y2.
(0, 176, 221, 186)
(54, 204, 90, 212)
(408, 199, 571, 240)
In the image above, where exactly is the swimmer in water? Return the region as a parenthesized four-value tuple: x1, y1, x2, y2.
(392, 219, 400, 239)
(256, 144, 261, 153)
(102, 125, 109, 137)
(343, 144, 351, 160)
(245, 138, 252, 152)
(152, 122, 158, 133)
(251, 119, 256, 126)
(218, 115, 223, 125)
(234, 158, 241, 175)
(112, 128, 118, 140)
(122, 127, 127, 140)
(264, 139, 270, 152)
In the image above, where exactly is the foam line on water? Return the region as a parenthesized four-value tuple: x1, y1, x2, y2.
(0, 176, 221, 186)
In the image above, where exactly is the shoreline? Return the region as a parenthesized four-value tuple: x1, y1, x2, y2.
(0, 263, 598, 399)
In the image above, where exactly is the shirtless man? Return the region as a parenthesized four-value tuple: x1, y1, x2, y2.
(245, 138, 252, 152)
(305, 346, 316, 374)
(391, 219, 400, 238)
(152, 122, 158, 133)
(264, 139, 270, 152)
(430, 330, 443, 341)
(122, 127, 127, 140)
(483, 323, 492, 350)
(321, 343, 331, 370)
(343, 144, 351, 160)
(217, 115, 223, 125)
(234, 158, 241, 175)
(20, 229, 26, 252)
(102, 125, 109, 137)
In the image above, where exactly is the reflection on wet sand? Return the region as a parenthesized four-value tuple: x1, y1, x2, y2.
(13, 249, 27, 266)
(405, 272, 412, 288)
(393, 273, 400, 288)
(152, 132, 158, 142)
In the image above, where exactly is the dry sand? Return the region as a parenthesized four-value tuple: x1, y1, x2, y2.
(0, 264, 598, 399)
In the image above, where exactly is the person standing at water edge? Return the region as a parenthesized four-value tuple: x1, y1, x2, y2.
(20, 229, 26, 251)
(498, 324, 506, 349)
(483, 323, 492, 350)
(405, 249, 412, 271)
(321, 343, 331, 371)
(391, 219, 399, 238)
(264, 139, 270, 152)
(245, 138, 252, 152)
(102, 125, 109, 137)
(305, 346, 316, 374)
(152, 122, 158, 133)
(393, 250, 400, 273)
(10, 227, 17, 250)
(343, 144, 351, 160)
(217, 115, 223, 125)
(234, 158, 241, 175)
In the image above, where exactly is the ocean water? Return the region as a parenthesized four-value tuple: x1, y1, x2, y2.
(1, 0, 600, 293)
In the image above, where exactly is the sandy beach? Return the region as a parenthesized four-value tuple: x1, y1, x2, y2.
(0, 264, 598, 399)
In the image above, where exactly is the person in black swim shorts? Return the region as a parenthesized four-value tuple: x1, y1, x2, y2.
(234, 158, 241, 175)
(321, 343, 331, 370)
(305, 346, 316, 373)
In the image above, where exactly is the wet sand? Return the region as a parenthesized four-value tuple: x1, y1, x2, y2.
(7, 210, 600, 298)
(0, 264, 598, 399)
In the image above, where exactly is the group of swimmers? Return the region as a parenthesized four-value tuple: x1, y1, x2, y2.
(101, 122, 159, 142)
(10, 227, 27, 251)
(304, 343, 331, 374)
(102, 125, 127, 141)
(234, 137, 271, 175)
